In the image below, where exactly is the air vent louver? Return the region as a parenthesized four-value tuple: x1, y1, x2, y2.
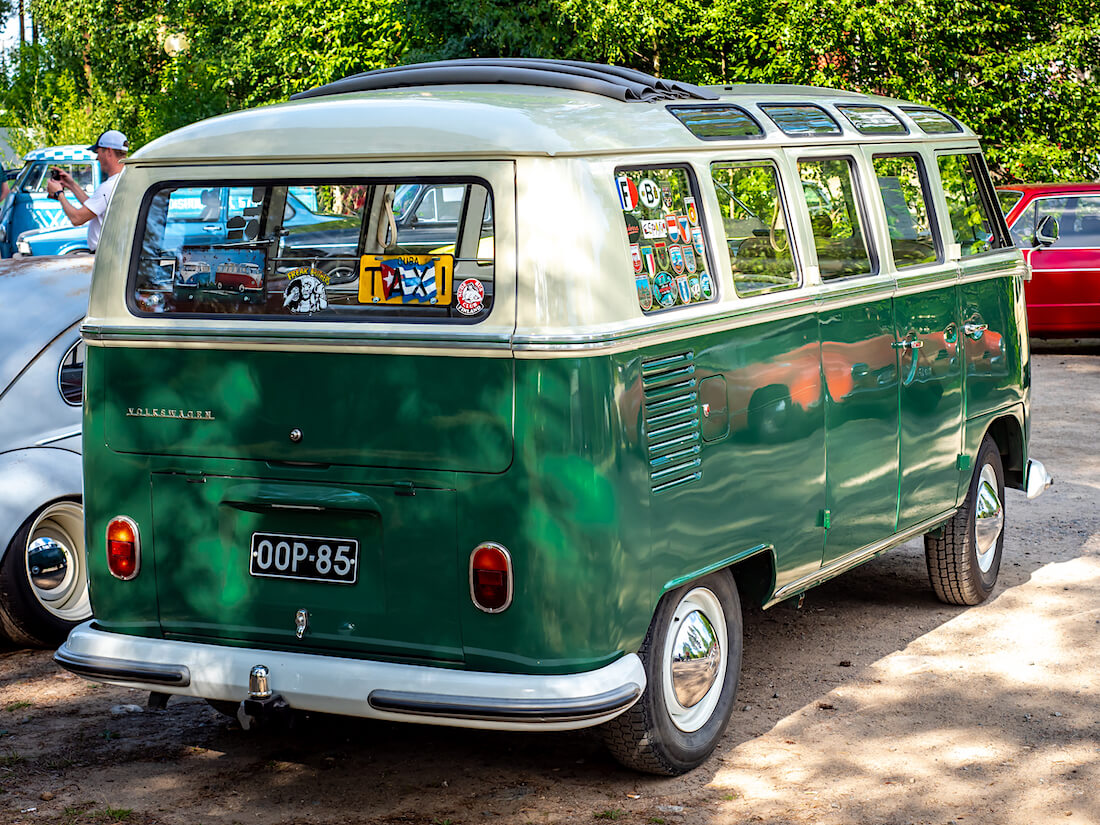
(641, 351, 702, 494)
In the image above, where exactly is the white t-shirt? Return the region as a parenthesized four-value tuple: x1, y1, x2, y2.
(85, 172, 121, 251)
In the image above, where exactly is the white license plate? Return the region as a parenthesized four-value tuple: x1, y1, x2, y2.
(249, 532, 359, 584)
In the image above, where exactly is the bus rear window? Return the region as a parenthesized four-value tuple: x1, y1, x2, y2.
(130, 179, 495, 321)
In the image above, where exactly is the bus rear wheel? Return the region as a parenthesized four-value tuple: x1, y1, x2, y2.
(925, 433, 1005, 605)
(602, 571, 742, 775)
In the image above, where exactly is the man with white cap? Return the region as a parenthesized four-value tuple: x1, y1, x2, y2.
(45, 129, 128, 252)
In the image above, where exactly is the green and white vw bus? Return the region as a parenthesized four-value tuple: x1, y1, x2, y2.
(57, 59, 1052, 775)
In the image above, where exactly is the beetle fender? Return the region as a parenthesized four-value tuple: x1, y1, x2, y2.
(0, 447, 82, 560)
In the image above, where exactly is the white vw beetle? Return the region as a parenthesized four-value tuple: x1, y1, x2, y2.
(0, 255, 92, 646)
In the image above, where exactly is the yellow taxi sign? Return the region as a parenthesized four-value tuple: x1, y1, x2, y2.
(358, 254, 454, 305)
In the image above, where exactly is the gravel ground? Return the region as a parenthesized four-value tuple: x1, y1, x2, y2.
(0, 349, 1097, 825)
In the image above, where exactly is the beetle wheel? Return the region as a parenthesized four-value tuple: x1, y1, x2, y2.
(0, 499, 90, 647)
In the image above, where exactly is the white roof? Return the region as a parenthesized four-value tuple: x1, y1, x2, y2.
(130, 84, 974, 165)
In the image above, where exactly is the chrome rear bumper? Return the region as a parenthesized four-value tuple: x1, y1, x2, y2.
(55, 622, 645, 731)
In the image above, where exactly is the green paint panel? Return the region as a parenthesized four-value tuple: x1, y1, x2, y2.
(896, 284, 963, 527)
(821, 298, 899, 562)
(103, 348, 514, 473)
(150, 472, 463, 661)
(960, 274, 1026, 422)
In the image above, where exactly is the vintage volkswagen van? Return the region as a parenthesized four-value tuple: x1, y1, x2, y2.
(58, 59, 1052, 775)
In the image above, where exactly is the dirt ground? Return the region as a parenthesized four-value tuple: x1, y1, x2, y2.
(1, 348, 1098, 825)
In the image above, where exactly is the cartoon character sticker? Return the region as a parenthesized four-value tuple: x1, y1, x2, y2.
(691, 226, 706, 257)
(631, 243, 643, 274)
(641, 219, 667, 240)
(636, 275, 653, 311)
(685, 196, 699, 226)
(283, 267, 329, 314)
(669, 244, 685, 275)
(455, 278, 485, 315)
(617, 176, 639, 211)
(641, 246, 657, 279)
(665, 215, 682, 244)
(638, 178, 662, 209)
(683, 244, 697, 274)
(653, 272, 677, 308)
(676, 274, 691, 305)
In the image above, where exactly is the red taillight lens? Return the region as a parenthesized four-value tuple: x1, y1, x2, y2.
(106, 517, 140, 580)
(470, 543, 512, 613)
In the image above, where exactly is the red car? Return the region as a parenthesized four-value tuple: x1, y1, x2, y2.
(998, 183, 1100, 337)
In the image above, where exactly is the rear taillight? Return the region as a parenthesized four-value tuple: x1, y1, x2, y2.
(106, 516, 141, 580)
(470, 542, 512, 613)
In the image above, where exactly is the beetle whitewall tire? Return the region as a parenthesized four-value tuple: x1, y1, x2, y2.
(0, 498, 90, 647)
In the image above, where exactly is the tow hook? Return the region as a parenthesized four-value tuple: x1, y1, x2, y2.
(238, 693, 292, 730)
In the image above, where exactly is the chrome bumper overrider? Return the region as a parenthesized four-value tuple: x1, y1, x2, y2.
(1025, 458, 1053, 500)
(55, 622, 646, 731)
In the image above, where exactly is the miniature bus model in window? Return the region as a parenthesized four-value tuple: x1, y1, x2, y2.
(59, 59, 1051, 777)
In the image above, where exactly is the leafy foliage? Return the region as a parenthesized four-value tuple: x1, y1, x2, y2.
(1, 0, 1096, 180)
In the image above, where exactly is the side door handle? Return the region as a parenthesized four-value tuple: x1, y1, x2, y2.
(892, 338, 924, 350)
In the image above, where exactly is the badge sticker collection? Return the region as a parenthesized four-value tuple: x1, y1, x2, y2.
(617, 173, 712, 312)
(168, 248, 484, 316)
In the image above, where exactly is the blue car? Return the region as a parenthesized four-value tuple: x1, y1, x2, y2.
(0, 146, 102, 258)
(16, 184, 329, 257)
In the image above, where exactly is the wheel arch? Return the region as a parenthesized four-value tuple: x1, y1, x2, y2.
(658, 544, 775, 609)
(0, 447, 83, 563)
(986, 413, 1025, 490)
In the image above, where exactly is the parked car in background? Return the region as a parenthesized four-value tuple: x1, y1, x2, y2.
(0, 254, 92, 646)
(0, 146, 102, 258)
(998, 183, 1100, 337)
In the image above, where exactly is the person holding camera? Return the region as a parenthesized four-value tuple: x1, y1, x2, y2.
(45, 129, 128, 252)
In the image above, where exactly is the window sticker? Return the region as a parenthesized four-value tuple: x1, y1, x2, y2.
(173, 247, 267, 304)
(283, 267, 329, 314)
(617, 166, 714, 313)
(358, 253, 454, 305)
(131, 180, 492, 320)
(455, 278, 485, 315)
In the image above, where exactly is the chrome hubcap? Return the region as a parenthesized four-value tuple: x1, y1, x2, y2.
(662, 586, 727, 733)
(974, 463, 1003, 573)
(670, 610, 721, 708)
(23, 501, 90, 622)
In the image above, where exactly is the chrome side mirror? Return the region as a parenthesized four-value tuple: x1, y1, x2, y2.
(1035, 215, 1059, 247)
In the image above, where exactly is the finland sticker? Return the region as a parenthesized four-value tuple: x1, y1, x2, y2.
(455, 278, 485, 315)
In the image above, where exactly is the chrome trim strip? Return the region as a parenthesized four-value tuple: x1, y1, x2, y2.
(53, 648, 191, 687)
(368, 684, 641, 723)
(34, 429, 81, 446)
(766, 511, 955, 607)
